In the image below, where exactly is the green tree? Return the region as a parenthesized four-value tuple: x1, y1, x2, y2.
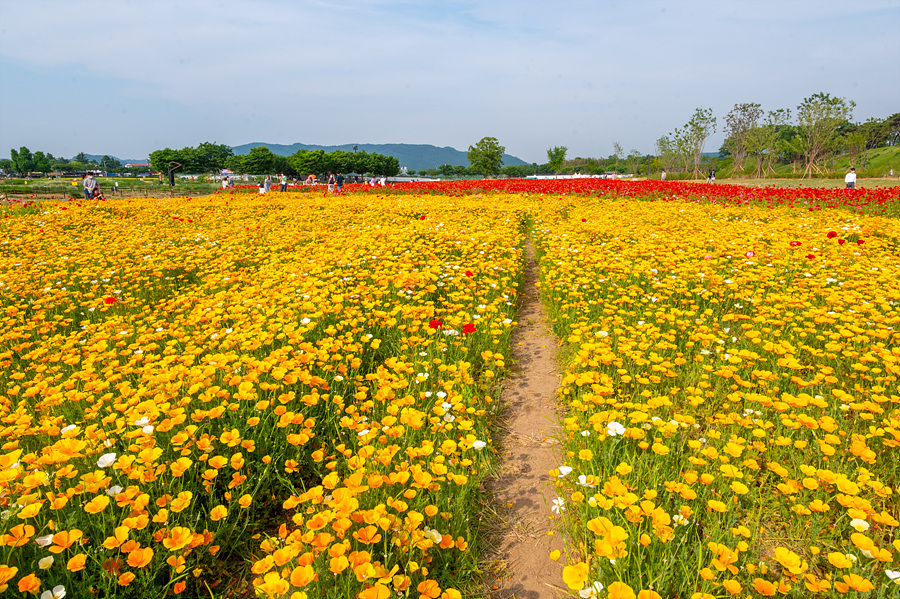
(546, 146, 568, 173)
(612, 142, 623, 173)
(0, 159, 13, 174)
(439, 164, 454, 177)
(723, 102, 763, 172)
(32, 151, 53, 173)
(243, 146, 277, 174)
(467, 137, 505, 176)
(796, 92, 855, 178)
(99, 155, 122, 171)
(684, 107, 717, 178)
(11, 147, 34, 173)
(193, 142, 233, 172)
(148, 148, 183, 175)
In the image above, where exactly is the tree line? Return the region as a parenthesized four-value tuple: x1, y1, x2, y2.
(147, 144, 400, 178)
(655, 94, 899, 179)
(0, 150, 133, 176)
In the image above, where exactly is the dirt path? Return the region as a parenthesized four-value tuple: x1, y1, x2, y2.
(484, 239, 566, 599)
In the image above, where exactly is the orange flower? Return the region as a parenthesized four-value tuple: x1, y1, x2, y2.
(358, 584, 391, 599)
(163, 527, 193, 552)
(84, 495, 110, 514)
(290, 564, 315, 587)
(118, 572, 135, 586)
(238, 494, 253, 508)
(67, 554, 87, 572)
(562, 562, 589, 590)
(607, 581, 636, 599)
(127, 546, 154, 568)
(416, 579, 441, 599)
(254, 572, 289, 597)
(18, 573, 41, 594)
(0, 566, 18, 591)
(753, 578, 776, 596)
(210, 505, 228, 521)
(50, 529, 82, 554)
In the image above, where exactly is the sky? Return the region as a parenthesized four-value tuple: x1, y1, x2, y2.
(1, 0, 898, 165)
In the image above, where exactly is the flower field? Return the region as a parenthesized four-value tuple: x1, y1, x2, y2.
(0, 194, 525, 597)
(538, 195, 900, 597)
(0, 180, 899, 598)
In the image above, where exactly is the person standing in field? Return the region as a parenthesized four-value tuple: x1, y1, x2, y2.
(336, 172, 344, 192)
(279, 173, 287, 192)
(264, 175, 272, 193)
(83, 173, 98, 199)
(661, 170, 667, 181)
(328, 173, 336, 192)
(845, 167, 857, 189)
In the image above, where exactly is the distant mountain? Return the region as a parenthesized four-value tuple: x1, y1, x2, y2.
(81, 154, 147, 165)
(231, 142, 528, 172)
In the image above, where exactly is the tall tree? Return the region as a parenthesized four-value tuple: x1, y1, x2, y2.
(723, 102, 763, 172)
(11, 147, 34, 174)
(654, 136, 678, 174)
(612, 142, 623, 173)
(546, 146, 568, 173)
(796, 92, 855, 178)
(747, 108, 791, 178)
(683, 107, 717, 178)
(467, 137, 505, 176)
(242, 146, 277, 175)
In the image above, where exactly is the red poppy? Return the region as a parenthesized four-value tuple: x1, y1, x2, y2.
(826, 231, 838, 239)
(104, 297, 117, 305)
(581, 218, 587, 222)
(419, 215, 426, 220)
(429, 320, 442, 329)
(806, 254, 816, 259)
(464, 270, 474, 278)
(789, 241, 802, 247)
(838, 238, 845, 245)
(856, 239, 864, 245)
(462, 323, 476, 334)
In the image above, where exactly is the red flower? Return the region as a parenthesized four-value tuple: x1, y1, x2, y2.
(806, 254, 816, 259)
(419, 215, 426, 220)
(856, 239, 864, 245)
(464, 270, 474, 278)
(826, 231, 838, 239)
(104, 297, 117, 305)
(745, 251, 755, 258)
(462, 323, 476, 334)
(789, 241, 802, 247)
(581, 218, 587, 222)
(429, 319, 443, 329)
(838, 238, 845, 245)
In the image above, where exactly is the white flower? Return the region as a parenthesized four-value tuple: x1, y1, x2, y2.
(472, 440, 487, 450)
(41, 587, 66, 599)
(607, 422, 626, 436)
(357, 429, 369, 437)
(886, 570, 900, 583)
(133, 417, 149, 427)
(96, 453, 116, 469)
(673, 513, 690, 526)
(576, 474, 595, 488)
(60, 424, 76, 434)
(551, 497, 565, 514)
(423, 527, 442, 543)
(850, 518, 870, 532)
(300, 317, 311, 324)
(107, 485, 124, 497)
(38, 556, 54, 569)
(141, 425, 155, 435)
(35, 534, 53, 547)
(579, 581, 604, 598)
(557, 466, 573, 478)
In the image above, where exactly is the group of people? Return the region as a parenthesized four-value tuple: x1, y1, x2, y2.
(82, 173, 104, 200)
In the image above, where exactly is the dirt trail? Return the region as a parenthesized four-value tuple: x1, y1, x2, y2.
(484, 239, 566, 599)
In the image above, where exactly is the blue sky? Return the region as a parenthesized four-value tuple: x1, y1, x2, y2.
(1, 0, 898, 164)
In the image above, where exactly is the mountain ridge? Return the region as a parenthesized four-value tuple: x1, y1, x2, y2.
(231, 142, 528, 172)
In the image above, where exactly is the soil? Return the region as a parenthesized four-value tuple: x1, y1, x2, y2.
(484, 239, 567, 599)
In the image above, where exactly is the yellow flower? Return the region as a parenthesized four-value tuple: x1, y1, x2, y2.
(562, 562, 589, 590)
